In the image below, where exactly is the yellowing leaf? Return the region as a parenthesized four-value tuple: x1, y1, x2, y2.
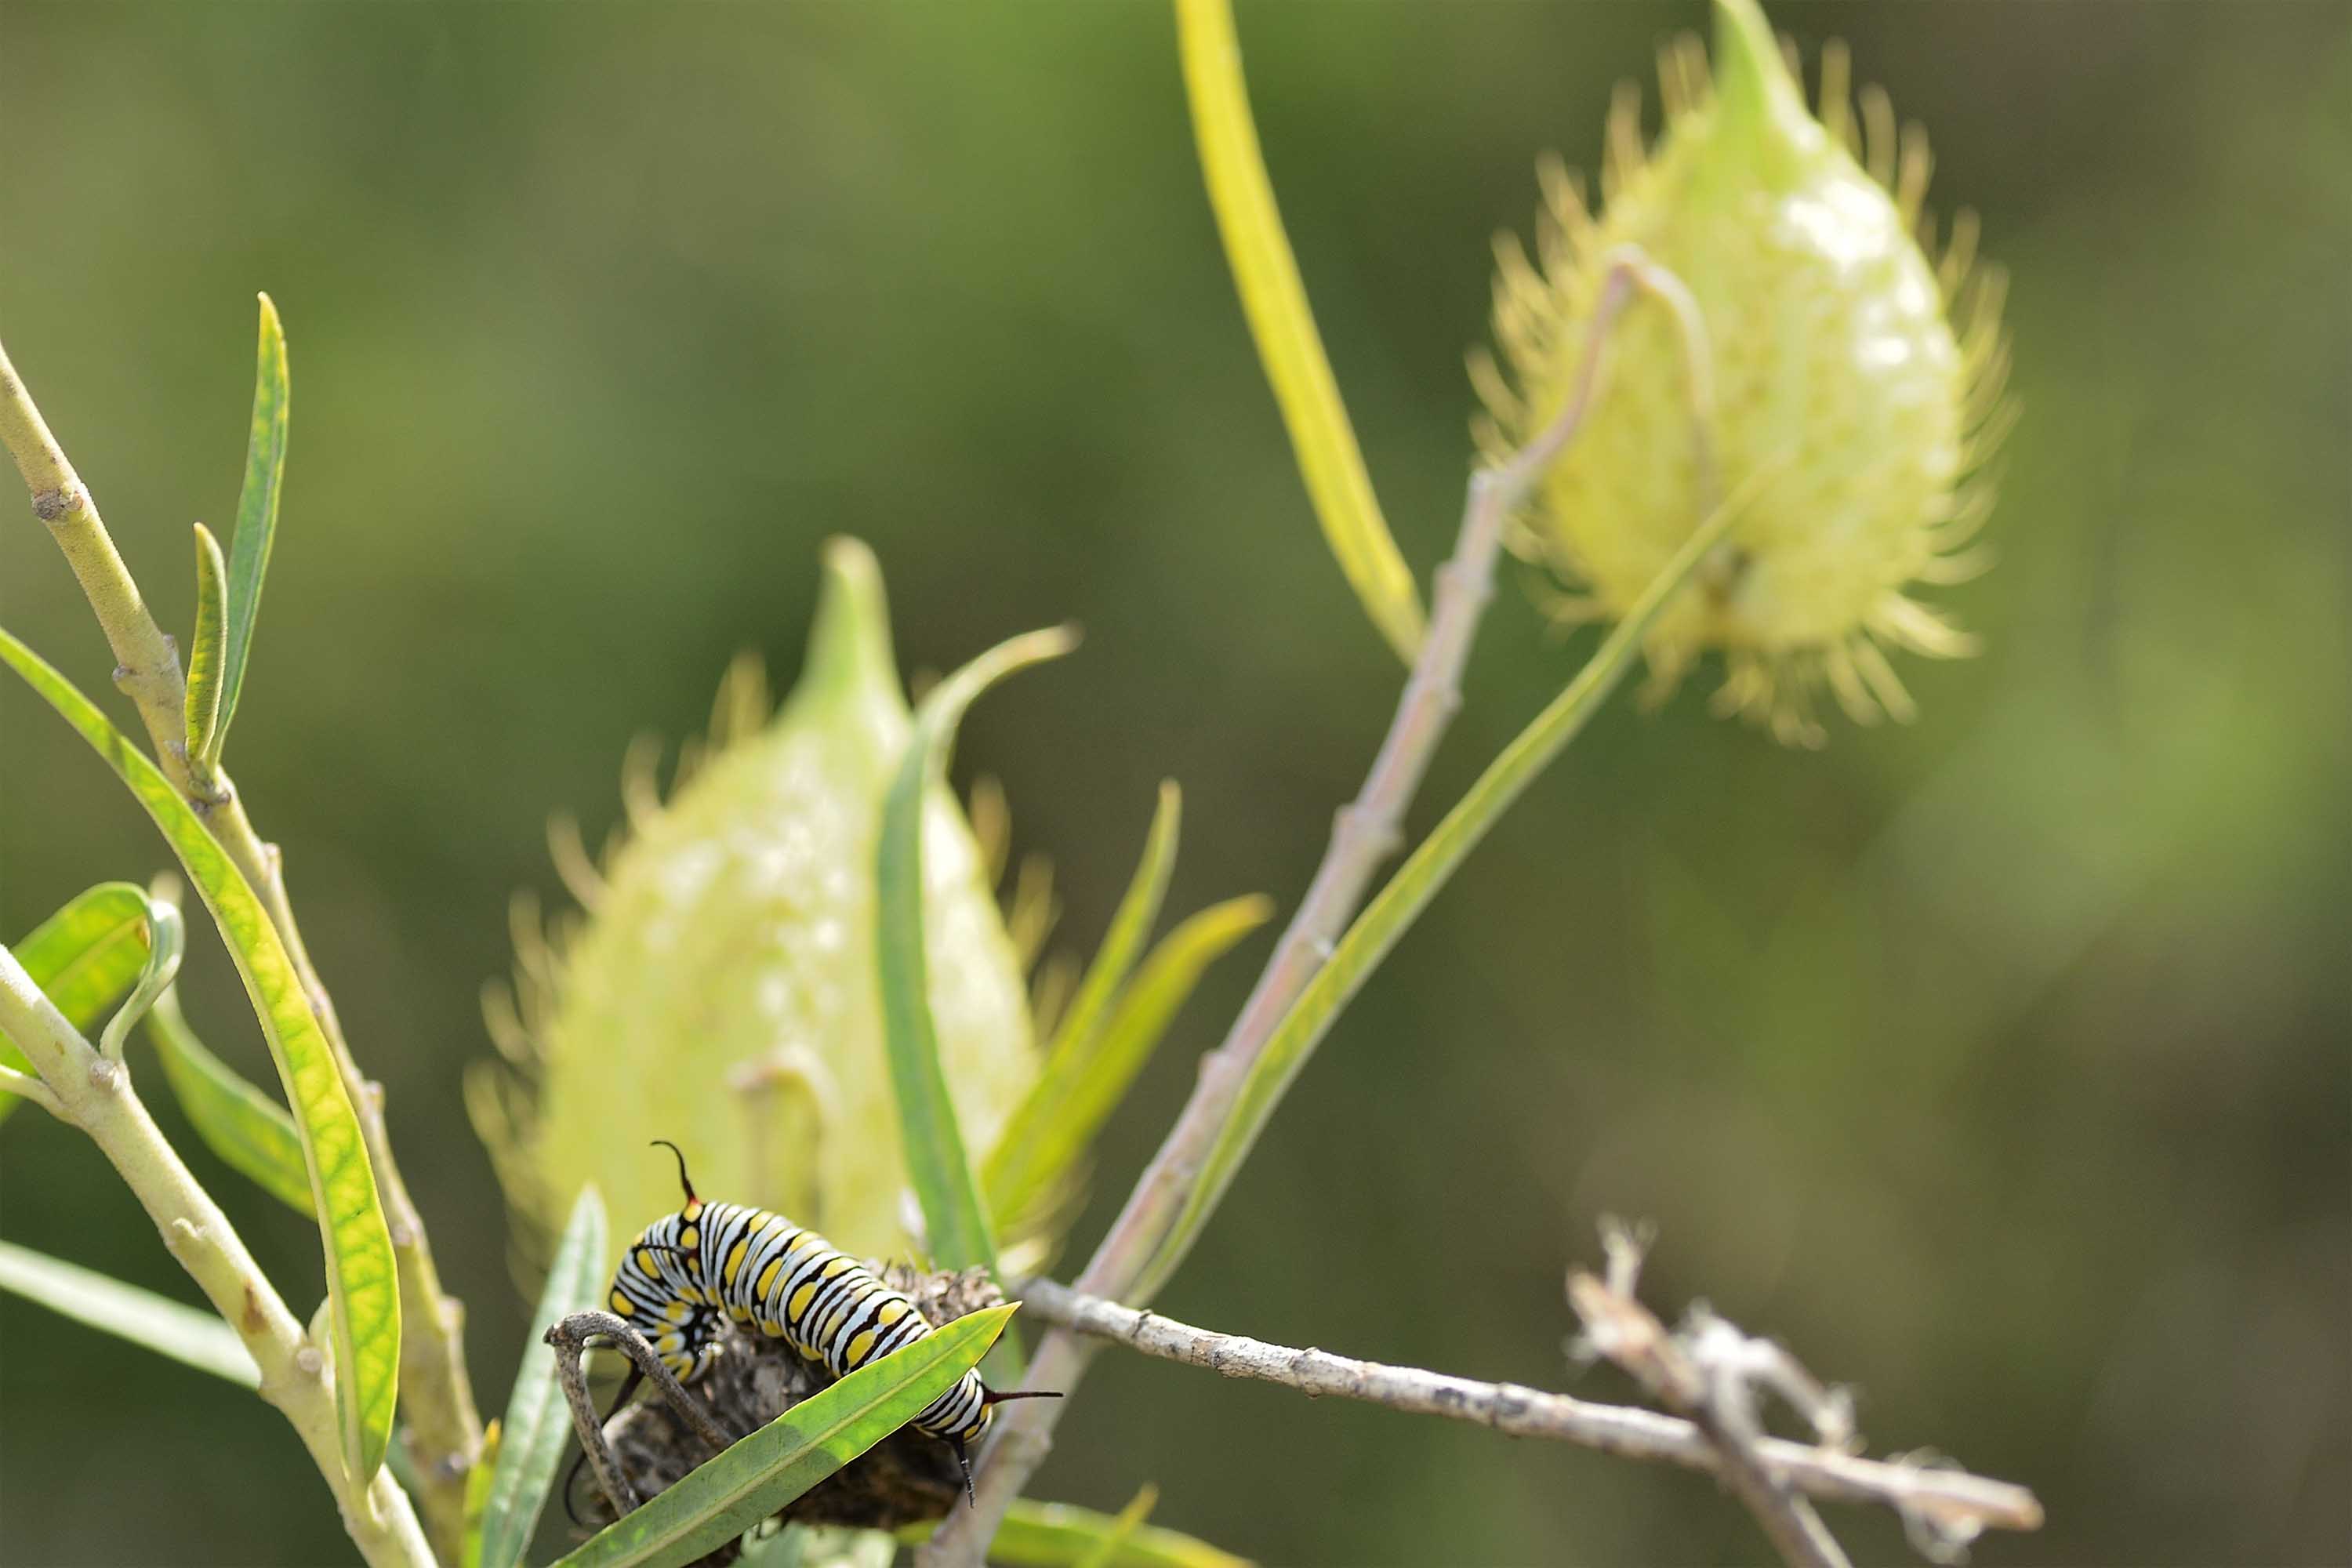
(1174, 0, 1425, 662)
(0, 626, 399, 1483)
(0, 882, 150, 1124)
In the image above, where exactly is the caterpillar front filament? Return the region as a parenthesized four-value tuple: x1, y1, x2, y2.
(602, 1141, 1055, 1501)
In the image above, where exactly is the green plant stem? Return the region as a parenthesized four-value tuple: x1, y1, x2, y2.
(0, 1062, 65, 1116)
(925, 252, 1714, 1566)
(0, 948, 434, 1568)
(0, 332, 484, 1559)
(0, 340, 189, 761)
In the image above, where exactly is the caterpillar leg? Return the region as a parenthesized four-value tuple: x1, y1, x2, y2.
(940, 1390, 1060, 1508)
(949, 1438, 975, 1508)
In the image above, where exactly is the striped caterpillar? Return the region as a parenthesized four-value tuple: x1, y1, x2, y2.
(598, 1142, 1055, 1503)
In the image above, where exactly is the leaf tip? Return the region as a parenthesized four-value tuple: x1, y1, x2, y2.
(1228, 892, 1277, 926)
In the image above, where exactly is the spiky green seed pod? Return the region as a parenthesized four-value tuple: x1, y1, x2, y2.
(471, 539, 1039, 1260)
(1476, 0, 2010, 744)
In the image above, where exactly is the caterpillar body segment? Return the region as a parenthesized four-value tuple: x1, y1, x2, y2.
(607, 1196, 990, 1447)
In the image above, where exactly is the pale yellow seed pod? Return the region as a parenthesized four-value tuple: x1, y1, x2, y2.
(471, 539, 1039, 1262)
(1479, 0, 2010, 745)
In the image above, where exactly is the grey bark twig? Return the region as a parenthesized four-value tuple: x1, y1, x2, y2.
(930, 245, 1717, 1568)
(1570, 1223, 1860, 1568)
(1018, 1276, 2042, 1551)
(545, 1309, 735, 1519)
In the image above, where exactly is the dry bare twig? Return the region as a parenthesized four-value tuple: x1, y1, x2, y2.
(1564, 1222, 2013, 1568)
(1018, 1276, 2042, 1559)
(546, 1309, 732, 1519)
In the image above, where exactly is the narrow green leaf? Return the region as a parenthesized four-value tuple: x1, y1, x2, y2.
(984, 785, 1180, 1226)
(0, 626, 399, 1483)
(550, 1303, 1018, 1568)
(0, 1238, 259, 1388)
(462, 1420, 503, 1568)
(878, 627, 1077, 1273)
(1072, 1484, 1157, 1568)
(145, 986, 314, 1216)
(186, 521, 230, 768)
(475, 1184, 608, 1568)
(897, 1498, 1253, 1568)
(387, 1429, 429, 1513)
(0, 882, 150, 1124)
(1047, 784, 1181, 1066)
(98, 895, 182, 1060)
(215, 292, 290, 762)
(988, 895, 1272, 1230)
(1136, 487, 1752, 1304)
(1174, 0, 1425, 664)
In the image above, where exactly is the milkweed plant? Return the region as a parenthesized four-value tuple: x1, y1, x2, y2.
(0, 2, 2015, 1566)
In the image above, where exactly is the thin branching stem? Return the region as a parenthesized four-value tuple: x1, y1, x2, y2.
(927, 248, 1712, 1566)
(0, 332, 485, 1558)
(1017, 1278, 2042, 1547)
(1570, 1226, 1853, 1568)
(0, 1062, 67, 1118)
(547, 1310, 736, 1457)
(547, 1323, 644, 1520)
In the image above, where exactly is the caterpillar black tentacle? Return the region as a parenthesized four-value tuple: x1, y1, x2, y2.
(602, 1142, 1057, 1502)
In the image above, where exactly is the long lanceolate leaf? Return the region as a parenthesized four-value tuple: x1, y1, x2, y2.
(896, 1499, 1254, 1568)
(186, 521, 230, 765)
(1071, 1485, 1158, 1568)
(1137, 489, 1754, 1303)
(473, 1185, 608, 1568)
(208, 292, 289, 768)
(550, 1303, 1017, 1568)
(984, 783, 1181, 1225)
(0, 1239, 260, 1388)
(146, 986, 315, 1216)
(987, 894, 1272, 1232)
(877, 627, 1076, 1273)
(1173, 0, 1425, 665)
(0, 882, 151, 1123)
(0, 627, 399, 1483)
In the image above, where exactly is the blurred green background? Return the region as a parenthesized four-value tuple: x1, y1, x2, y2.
(2, 2, 2344, 1564)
